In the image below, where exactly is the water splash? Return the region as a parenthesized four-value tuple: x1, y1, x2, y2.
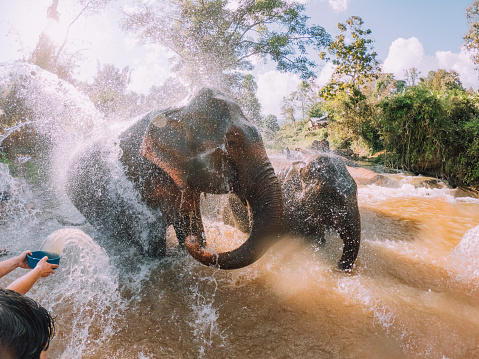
(188, 274, 226, 357)
(449, 225, 479, 286)
(30, 228, 124, 358)
(0, 162, 40, 230)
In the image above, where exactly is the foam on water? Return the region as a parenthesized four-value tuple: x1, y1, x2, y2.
(358, 176, 479, 206)
(449, 225, 479, 285)
(360, 183, 456, 204)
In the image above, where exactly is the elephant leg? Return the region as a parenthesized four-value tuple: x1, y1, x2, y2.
(173, 217, 188, 249)
(146, 235, 167, 257)
(223, 194, 251, 233)
(335, 212, 361, 271)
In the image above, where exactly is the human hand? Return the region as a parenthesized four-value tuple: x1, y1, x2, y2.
(33, 256, 59, 278)
(16, 250, 32, 269)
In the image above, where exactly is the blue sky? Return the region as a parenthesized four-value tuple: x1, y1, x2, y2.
(312, 0, 470, 58)
(0, 0, 476, 118)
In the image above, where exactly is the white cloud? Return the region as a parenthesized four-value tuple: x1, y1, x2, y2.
(318, 0, 350, 12)
(257, 71, 301, 118)
(435, 48, 478, 90)
(256, 64, 335, 120)
(383, 37, 479, 90)
(316, 62, 336, 87)
(382, 37, 426, 75)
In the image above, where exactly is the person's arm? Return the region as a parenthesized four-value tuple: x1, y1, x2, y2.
(0, 251, 31, 278)
(6, 256, 58, 295)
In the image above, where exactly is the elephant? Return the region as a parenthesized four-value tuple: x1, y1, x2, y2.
(223, 153, 360, 270)
(66, 88, 283, 270)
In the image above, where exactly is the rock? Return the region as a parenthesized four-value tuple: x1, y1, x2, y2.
(346, 166, 391, 186)
(453, 186, 479, 199)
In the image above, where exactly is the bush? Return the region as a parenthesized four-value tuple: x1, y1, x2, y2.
(378, 88, 479, 187)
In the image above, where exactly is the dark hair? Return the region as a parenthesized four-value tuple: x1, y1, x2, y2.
(0, 288, 55, 359)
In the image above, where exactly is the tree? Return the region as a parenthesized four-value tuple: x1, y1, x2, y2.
(87, 63, 131, 117)
(295, 80, 320, 119)
(280, 79, 320, 123)
(122, 0, 330, 90)
(319, 16, 380, 99)
(264, 114, 280, 133)
(146, 77, 188, 110)
(404, 67, 421, 87)
(280, 94, 296, 123)
(233, 74, 263, 127)
(308, 102, 324, 118)
(378, 87, 479, 187)
(262, 114, 280, 140)
(317, 17, 381, 155)
(464, 0, 479, 69)
(420, 69, 463, 93)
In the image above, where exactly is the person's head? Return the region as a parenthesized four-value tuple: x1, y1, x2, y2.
(0, 288, 55, 359)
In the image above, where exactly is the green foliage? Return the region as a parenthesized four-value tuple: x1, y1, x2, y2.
(319, 16, 380, 99)
(419, 69, 463, 93)
(404, 67, 421, 87)
(280, 79, 320, 123)
(308, 102, 324, 118)
(263, 114, 280, 133)
(378, 87, 479, 187)
(84, 63, 131, 118)
(266, 119, 325, 151)
(378, 87, 444, 172)
(0, 151, 9, 165)
(322, 87, 381, 156)
(122, 0, 330, 89)
(280, 94, 296, 123)
(233, 74, 263, 127)
(461, 117, 479, 185)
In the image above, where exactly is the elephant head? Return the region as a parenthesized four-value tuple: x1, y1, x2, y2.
(140, 88, 283, 269)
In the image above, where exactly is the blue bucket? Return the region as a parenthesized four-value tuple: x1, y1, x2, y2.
(27, 251, 60, 269)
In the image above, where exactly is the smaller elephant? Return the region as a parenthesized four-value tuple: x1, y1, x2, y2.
(224, 153, 361, 270)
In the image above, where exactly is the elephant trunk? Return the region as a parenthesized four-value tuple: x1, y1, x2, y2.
(185, 160, 283, 270)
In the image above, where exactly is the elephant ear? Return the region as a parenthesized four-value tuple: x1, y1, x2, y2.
(140, 111, 190, 190)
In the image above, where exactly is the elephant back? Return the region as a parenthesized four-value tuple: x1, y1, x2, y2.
(300, 153, 357, 198)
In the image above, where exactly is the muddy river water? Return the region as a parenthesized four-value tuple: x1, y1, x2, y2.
(1, 156, 479, 358)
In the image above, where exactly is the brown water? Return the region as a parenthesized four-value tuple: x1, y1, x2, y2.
(1, 167, 479, 358)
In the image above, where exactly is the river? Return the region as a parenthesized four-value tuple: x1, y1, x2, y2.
(1, 156, 479, 358)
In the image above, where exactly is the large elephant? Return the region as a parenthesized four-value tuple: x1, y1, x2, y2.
(223, 153, 360, 270)
(66, 88, 283, 269)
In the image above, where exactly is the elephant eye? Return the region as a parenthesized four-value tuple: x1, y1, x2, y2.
(227, 140, 236, 148)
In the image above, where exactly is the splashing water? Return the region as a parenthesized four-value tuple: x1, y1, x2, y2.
(449, 225, 479, 286)
(23, 228, 124, 358)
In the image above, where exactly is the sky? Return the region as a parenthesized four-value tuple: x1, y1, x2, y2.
(0, 0, 476, 119)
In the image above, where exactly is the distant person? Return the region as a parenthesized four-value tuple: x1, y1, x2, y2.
(0, 287, 55, 359)
(0, 251, 58, 295)
(285, 147, 291, 159)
